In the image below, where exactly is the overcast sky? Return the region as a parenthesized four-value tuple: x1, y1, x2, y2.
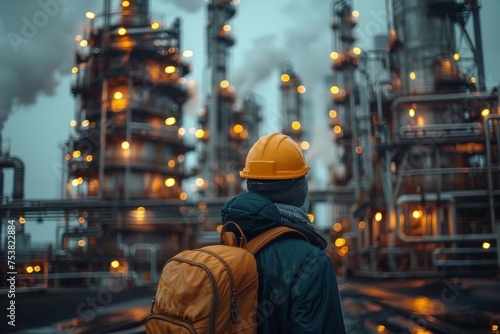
(1, 0, 499, 244)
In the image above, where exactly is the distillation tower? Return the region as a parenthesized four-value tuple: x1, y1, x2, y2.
(329, 0, 500, 276)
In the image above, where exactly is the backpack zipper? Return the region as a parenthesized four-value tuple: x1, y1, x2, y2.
(198, 249, 242, 323)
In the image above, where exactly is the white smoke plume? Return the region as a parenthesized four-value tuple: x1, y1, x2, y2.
(0, 0, 98, 130)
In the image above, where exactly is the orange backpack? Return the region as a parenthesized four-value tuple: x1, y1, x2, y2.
(145, 222, 307, 334)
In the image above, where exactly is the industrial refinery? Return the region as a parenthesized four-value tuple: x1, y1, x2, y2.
(0, 0, 499, 332)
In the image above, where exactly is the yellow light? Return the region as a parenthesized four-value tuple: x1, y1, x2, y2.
(333, 125, 342, 134)
(453, 53, 460, 61)
(481, 108, 490, 117)
(300, 141, 310, 150)
(114, 91, 123, 99)
(165, 178, 176, 187)
(195, 129, 205, 138)
(483, 242, 491, 249)
(81, 120, 89, 127)
(333, 222, 343, 232)
(297, 85, 306, 93)
(26, 266, 34, 274)
(492, 324, 498, 331)
(195, 178, 205, 187)
(151, 22, 160, 30)
(233, 124, 243, 133)
(330, 51, 339, 60)
(137, 206, 146, 213)
(412, 210, 422, 219)
(409, 71, 416, 80)
(353, 47, 361, 55)
(308, 213, 314, 223)
(220, 80, 229, 88)
(86, 155, 93, 162)
(409, 108, 415, 117)
(331, 86, 340, 94)
(291, 121, 301, 130)
(471, 77, 477, 84)
(111, 260, 120, 269)
(376, 325, 386, 332)
(121, 1, 130, 8)
(85, 12, 96, 19)
(183, 50, 193, 57)
(165, 117, 176, 125)
(165, 66, 176, 74)
(359, 220, 366, 229)
(352, 10, 360, 17)
(34, 265, 41, 272)
(19, 217, 26, 224)
(179, 192, 188, 200)
(167, 160, 176, 168)
(72, 150, 81, 158)
(71, 179, 79, 187)
(178, 127, 186, 136)
(70, 120, 77, 126)
(78, 239, 85, 247)
(329, 109, 337, 118)
(71, 67, 78, 73)
(281, 74, 290, 82)
(374, 212, 383, 222)
(223, 24, 231, 32)
(80, 40, 88, 47)
(335, 238, 346, 247)
(118, 27, 127, 36)
(121, 141, 130, 150)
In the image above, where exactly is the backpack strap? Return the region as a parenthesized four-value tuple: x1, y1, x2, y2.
(245, 226, 309, 255)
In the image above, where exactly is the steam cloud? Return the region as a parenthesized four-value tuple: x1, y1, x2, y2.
(0, 0, 97, 130)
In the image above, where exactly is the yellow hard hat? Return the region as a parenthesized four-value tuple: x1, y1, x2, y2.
(240, 132, 309, 180)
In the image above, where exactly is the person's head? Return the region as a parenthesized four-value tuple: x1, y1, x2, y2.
(239, 132, 310, 212)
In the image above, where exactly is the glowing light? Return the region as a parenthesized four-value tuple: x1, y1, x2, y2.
(165, 66, 176, 74)
(412, 210, 423, 219)
(71, 67, 79, 74)
(26, 266, 34, 274)
(34, 265, 41, 272)
(151, 22, 160, 30)
(114, 92, 123, 99)
(281, 74, 290, 82)
(19, 217, 26, 224)
(338, 246, 348, 256)
(80, 40, 88, 47)
(72, 150, 81, 158)
(121, 141, 130, 150)
(195, 178, 205, 187)
(409, 71, 416, 80)
(178, 128, 186, 136)
(233, 124, 243, 133)
(300, 141, 309, 150)
(78, 239, 85, 247)
(359, 220, 366, 229)
(121, 1, 130, 7)
(376, 325, 386, 332)
(471, 77, 477, 84)
(165, 178, 176, 187)
(331, 86, 340, 94)
(183, 50, 193, 57)
(329, 109, 337, 118)
(333, 223, 343, 232)
(355, 146, 363, 154)
(111, 260, 120, 269)
(85, 12, 96, 19)
(75, 35, 82, 41)
(409, 108, 415, 117)
(481, 108, 490, 117)
(71, 179, 79, 187)
(333, 125, 342, 134)
(180, 192, 188, 200)
(227, 173, 236, 182)
(374, 212, 383, 222)
(492, 324, 498, 331)
(292, 121, 301, 130)
(178, 154, 185, 162)
(167, 160, 176, 168)
(353, 47, 361, 55)
(297, 85, 306, 93)
(118, 28, 127, 36)
(220, 80, 229, 88)
(335, 238, 346, 247)
(483, 242, 491, 249)
(86, 155, 93, 162)
(352, 10, 359, 17)
(70, 120, 77, 126)
(82, 120, 89, 127)
(165, 117, 176, 125)
(223, 24, 231, 32)
(308, 213, 314, 223)
(453, 53, 460, 61)
(79, 217, 85, 224)
(137, 206, 146, 213)
(195, 129, 205, 138)
(330, 52, 339, 60)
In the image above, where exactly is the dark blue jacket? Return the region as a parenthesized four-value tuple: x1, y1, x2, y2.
(221, 192, 346, 334)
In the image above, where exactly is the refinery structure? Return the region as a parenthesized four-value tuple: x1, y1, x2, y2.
(0, 0, 499, 290)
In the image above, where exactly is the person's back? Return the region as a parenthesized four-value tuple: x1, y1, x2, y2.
(222, 132, 346, 333)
